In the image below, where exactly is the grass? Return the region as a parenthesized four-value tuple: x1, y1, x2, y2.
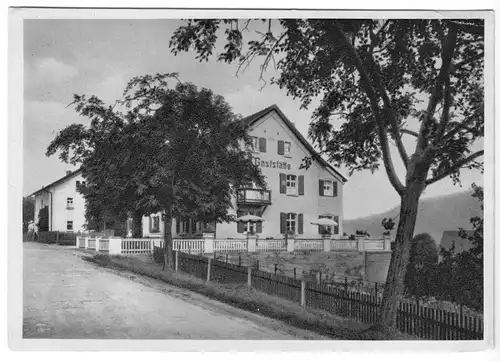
(83, 253, 417, 340)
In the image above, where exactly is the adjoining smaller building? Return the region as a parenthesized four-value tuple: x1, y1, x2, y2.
(30, 169, 86, 233)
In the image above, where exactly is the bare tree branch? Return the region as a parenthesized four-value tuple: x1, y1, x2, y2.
(417, 24, 458, 157)
(400, 129, 419, 138)
(333, 24, 405, 195)
(452, 52, 484, 71)
(425, 150, 484, 186)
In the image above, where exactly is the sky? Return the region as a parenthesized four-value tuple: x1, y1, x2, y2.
(23, 19, 484, 220)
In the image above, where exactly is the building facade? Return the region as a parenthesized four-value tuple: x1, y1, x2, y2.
(31, 170, 87, 233)
(142, 105, 346, 240)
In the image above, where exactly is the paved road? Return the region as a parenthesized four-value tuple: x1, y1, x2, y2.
(23, 242, 324, 340)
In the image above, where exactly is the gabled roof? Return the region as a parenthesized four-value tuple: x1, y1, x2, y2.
(30, 168, 83, 197)
(440, 230, 475, 253)
(241, 104, 348, 183)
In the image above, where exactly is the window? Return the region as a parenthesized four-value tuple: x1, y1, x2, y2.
(284, 141, 291, 156)
(286, 174, 297, 195)
(66, 197, 74, 209)
(319, 179, 338, 197)
(323, 180, 333, 196)
(151, 216, 160, 233)
(67, 221, 73, 231)
(286, 213, 296, 233)
(251, 136, 259, 152)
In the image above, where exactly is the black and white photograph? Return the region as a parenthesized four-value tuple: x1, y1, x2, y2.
(7, 4, 496, 353)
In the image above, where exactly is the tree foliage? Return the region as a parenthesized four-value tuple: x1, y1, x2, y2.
(47, 73, 265, 268)
(22, 196, 35, 234)
(404, 233, 438, 299)
(169, 19, 484, 328)
(433, 183, 483, 310)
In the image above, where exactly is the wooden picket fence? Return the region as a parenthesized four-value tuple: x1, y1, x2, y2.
(176, 251, 483, 340)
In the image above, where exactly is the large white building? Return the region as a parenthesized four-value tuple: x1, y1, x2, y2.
(31, 170, 87, 233)
(31, 105, 347, 238)
(142, 105, 347, 240)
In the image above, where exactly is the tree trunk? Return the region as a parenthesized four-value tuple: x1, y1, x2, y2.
(163, 204, 174, 270)
(377, 182, 424, 330)
(131, 211, 143, 238)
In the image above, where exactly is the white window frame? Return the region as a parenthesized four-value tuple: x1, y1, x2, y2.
(286, 174, 297, 196)
(67, 221, 73, 231)
(286, 213, 296, 233)
(66, 197, 74, 209)
(284, 141, 291, 156)
(323, 180, 333, 196)
(251, 136, 259, 152)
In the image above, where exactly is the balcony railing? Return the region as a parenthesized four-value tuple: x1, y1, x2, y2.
(236, 188, 271, 204)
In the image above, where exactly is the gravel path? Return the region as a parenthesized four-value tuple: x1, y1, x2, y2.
(23, 242, 326, 340)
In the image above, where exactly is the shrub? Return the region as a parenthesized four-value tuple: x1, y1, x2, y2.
(404, 233, 438, 299)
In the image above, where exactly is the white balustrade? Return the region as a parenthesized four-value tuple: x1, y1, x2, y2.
(256, 240, 287, 252)
(214, 239, 247, 253)
(173, 239, 204, 253)
(77, 236, 86, 248)
(87, 238, 96, 250)
(364, 240, 385, 251)
(98, 238, 110, 252)
(331, 239, 359, 251)
(121, 238, 153, 254)
(294, 239, 323, 251)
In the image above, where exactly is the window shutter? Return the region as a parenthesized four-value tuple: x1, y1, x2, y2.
(334, 215, 339, 235)
(333, 181, 338, 197)
(149, 216, 152, 233)
(175, 217, 180, 234)
(298, 213, 304, 234)
(237, 221, 245, 233)
(256, 221, 262, 234)
(277, 140, 284, 155)
(259, 137, 267, 153)
(298, 175, 304, 195)
(280, 212, 287, 234)
(319, 179, 324, 196)
(279, 173, 286, 193)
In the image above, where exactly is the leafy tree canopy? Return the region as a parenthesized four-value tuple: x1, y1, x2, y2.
(169, 18, 485, 328)
(47, 74, 265, 266)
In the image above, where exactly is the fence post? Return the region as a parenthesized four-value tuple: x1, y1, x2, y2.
(85, 237, 89, 249)
(206, 258, 211, 282)
(247, 266, 252, 288)
(301, 280, 306, 308)
(204, 234, 214, 254)
(108, 237, 122, 255)
(357, 237, 365, 252)
(286, 237, 295, 252)
(95, 237, 100, 252)
(383, 236, 392, 251)
(247, 237, 257, 252)
(323, 238, 331, 252)
(175, 250, 179, 271)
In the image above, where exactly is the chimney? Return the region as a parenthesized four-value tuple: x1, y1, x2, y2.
(66, 170, 72, 176)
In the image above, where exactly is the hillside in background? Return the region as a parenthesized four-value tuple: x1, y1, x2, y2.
(344, 191, 482, 244)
